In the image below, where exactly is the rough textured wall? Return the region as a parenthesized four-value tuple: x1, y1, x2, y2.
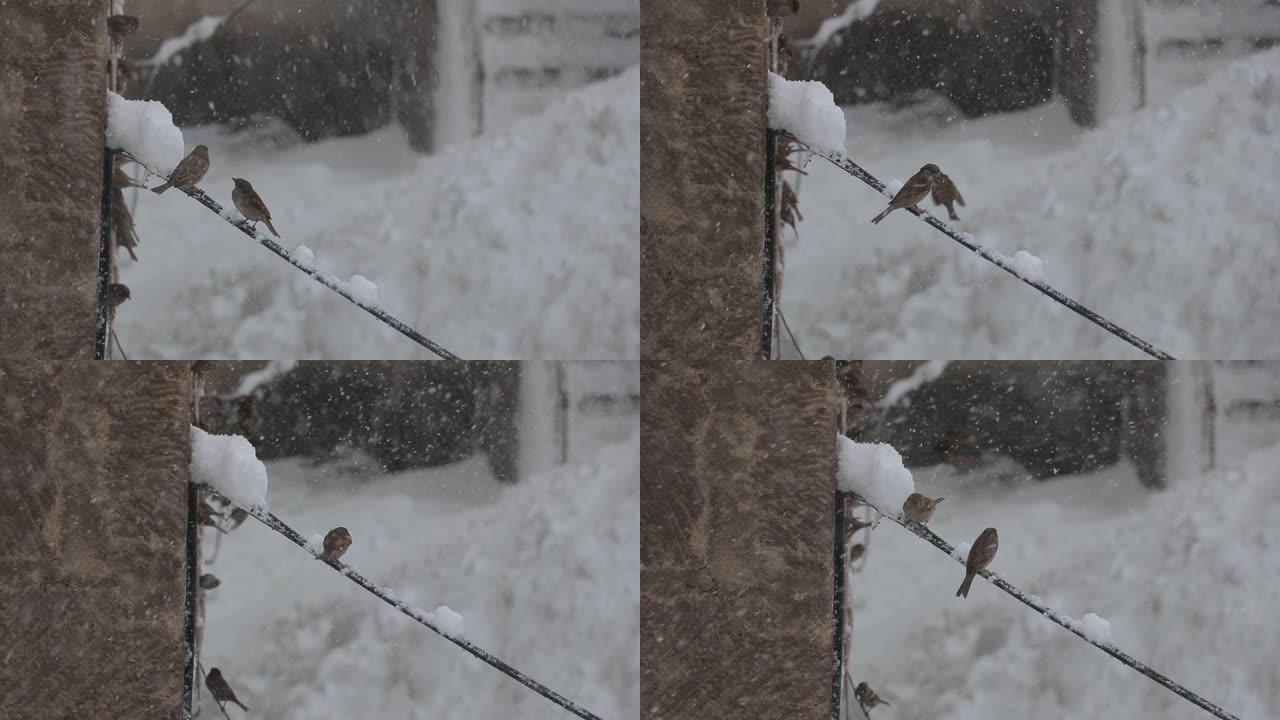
(641, 360, 837, 718)
(0, 361, 192, 719)
(641, 1, 767, 361)
(0, 2, 107, 358)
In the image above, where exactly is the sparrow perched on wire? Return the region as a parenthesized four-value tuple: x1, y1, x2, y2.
(205, 667, 249, 713)
(930, 172, 966, 221)
(231, 178, 281, 237)
(152, 145, 209, 194)
(871, 163, 941, 224)
(902, 493, 944, 525)
(321, 526, 352, 562)
(200, 573, 221, 590)
(957, 527, 999, 598)
(855, 681, 890, 712)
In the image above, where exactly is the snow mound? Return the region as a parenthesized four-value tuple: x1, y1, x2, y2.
(768, 72, 847, 154)
(190, 426, 269, 510)
(106, 92, 185, 173)
(788, 48, 1280, 358)
(120, 67, 639, 359)
(836, 436, 915, 510)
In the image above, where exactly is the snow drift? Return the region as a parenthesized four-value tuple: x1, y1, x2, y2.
(786, 48, 1280, 359)
(119, 67, 639, 359)
(849, 445, 1280, 720)
(200, 434, 639, 720)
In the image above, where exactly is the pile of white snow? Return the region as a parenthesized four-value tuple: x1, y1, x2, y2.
(118, 67, 639, 359)
(191, 426, 269, 510)
(836, 435, 915, 510)
(106, 92, 185, 173)
(767, 72, 847, 155)
(783, 48, 1280, 358)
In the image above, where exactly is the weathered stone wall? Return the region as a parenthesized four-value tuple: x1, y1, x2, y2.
(0, 2, 108, 358)
(641, 1, 768, 361)
(641, 360, 837, 718)
(0, 361, 191, 719)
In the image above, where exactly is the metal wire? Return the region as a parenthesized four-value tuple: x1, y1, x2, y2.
(777, 130, 1175, 360)
(199, 486, 604, 720)
(840, 490, 1239, 720)
(114, 150, 461, 360)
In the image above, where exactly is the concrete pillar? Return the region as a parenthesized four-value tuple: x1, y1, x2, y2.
(0, 2, 109, 358)
(641, 1, 769, 361)
(641, 360, 838, 718)
(0, 361, 192, 718)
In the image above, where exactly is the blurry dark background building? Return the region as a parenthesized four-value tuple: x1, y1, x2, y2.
(783, 0, 1280, 126)
(124, 0, 639, 150)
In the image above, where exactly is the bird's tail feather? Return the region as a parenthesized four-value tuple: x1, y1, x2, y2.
(150, 182, 170, 194)
(957, 572, 974, 598)
(870, 207, 891, 224)
(234, 700, 249, 712)
(264, 219, 280, 238)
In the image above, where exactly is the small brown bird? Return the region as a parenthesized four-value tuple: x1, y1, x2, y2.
(152, 145, 209, 194)
(200, 573, 221, 590)
(231, 178, 280, 237)
(871, 163, 941, 224)
(110, 192, 139, 260)
(321, 526, 352, 562)
(931, 172, 966, 221)
(106, 282, 131, 310)
(902, 492, 944, 525)
(107, 15, 139, 40)
(957, 527, 999, 598)
(855, 681, 890, 712)
(205, 667, 249, 713)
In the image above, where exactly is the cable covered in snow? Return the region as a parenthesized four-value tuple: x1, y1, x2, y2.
(111, 149, 460, 360)
(840, 489, 1240, 720)
(776, 130, 1175, 360)
(196, 485, 604, 720)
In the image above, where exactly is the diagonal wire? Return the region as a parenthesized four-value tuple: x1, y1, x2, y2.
(840, 490, 1239, 720)
(777, 130, 1174, 360)
(113, 149, 460, 360)
(199, 485, 604, 720)
(776, 304, 806, 360)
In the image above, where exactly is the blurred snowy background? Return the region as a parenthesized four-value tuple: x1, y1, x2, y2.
(194, 361, 637, 719)
(840, 361, 1280, 719)
(776, 0, 1280, 359)
(111, 0, 638, 359)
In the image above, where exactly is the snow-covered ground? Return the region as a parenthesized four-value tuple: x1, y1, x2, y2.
(117, 67, 639, 360)
(781, 48, 1280, 359)
(846, 367, 1280, 719)
(198, 387, 638, 718)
